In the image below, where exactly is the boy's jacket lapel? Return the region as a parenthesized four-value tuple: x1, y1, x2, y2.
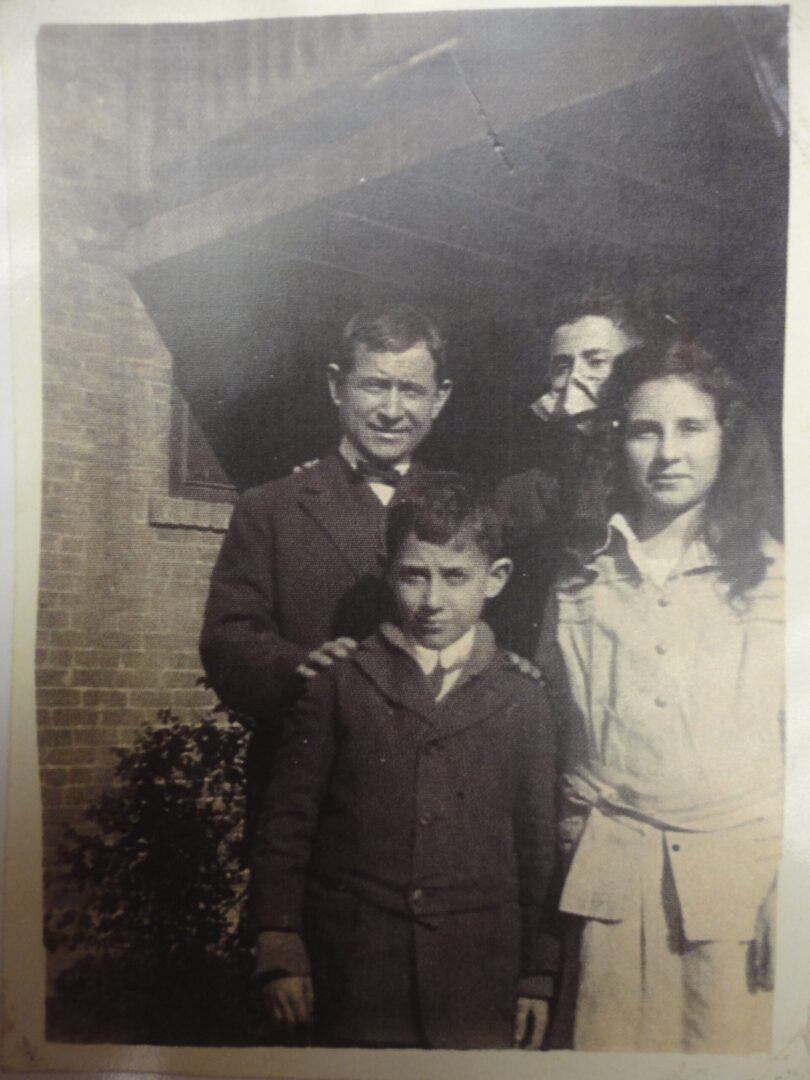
(431, 625, 514, 740)
(353, 623, 514, 736)
(352, 630, 435, 721)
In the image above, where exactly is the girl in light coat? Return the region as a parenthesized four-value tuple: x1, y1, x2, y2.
(542, 339, 783, 1053)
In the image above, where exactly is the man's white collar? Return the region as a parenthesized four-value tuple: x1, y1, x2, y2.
(339, 438, 411, 476)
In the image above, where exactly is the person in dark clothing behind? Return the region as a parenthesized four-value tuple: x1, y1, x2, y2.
(493, 292, 648, 657)
(199, 303, 452, 833)
(249, 473, 559, 1049)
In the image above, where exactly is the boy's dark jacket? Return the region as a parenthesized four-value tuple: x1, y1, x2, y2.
(250, 622, 559, 1045)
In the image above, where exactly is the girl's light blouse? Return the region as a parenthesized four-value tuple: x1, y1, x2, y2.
(548, 514, 784, 802)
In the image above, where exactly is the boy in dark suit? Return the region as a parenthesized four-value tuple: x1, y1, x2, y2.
(250, 473, 558, 1050)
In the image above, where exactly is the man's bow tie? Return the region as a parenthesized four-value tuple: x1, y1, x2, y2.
(355, 459, 403, 487)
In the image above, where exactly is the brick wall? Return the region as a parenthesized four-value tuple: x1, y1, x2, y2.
(36, 28, 226, 895)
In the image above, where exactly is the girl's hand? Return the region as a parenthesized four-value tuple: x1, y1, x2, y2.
(751, 877, 777, 991)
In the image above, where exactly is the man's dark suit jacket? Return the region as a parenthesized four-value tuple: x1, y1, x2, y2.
(200, 452, 430, 720)
(249, 623, 559, 1049)
(493, 417, 606, 659)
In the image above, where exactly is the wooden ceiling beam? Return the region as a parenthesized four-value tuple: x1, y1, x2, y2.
(404, 170, 674, 260)
(327, 208, 546, 277)
(123, 10, 739, 275)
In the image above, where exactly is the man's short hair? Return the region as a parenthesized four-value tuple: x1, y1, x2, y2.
(548, 288, 647, 344)
(385, 472, 504, 564)
(340, 303, 447, 383)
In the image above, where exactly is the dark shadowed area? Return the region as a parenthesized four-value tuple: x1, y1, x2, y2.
(125, 8, 788, 490)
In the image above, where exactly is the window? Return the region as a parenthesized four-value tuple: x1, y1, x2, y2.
(169, 388, 236, 503)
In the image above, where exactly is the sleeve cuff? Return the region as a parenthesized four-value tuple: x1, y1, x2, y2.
(255, 930, 311, 978)
(517, 973, 555, 999)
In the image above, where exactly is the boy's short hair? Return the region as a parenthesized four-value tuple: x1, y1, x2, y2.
(385, 472, 505, 564)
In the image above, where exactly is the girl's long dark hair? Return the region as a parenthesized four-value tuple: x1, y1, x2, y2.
(570, 338, 782, 598)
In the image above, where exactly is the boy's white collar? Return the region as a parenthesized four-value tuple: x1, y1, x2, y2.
(407, 626, 476, 675)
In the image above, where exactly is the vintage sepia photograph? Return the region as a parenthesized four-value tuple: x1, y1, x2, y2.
(2, 2, 807, 1075)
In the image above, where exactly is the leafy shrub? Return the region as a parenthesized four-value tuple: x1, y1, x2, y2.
(45, 708, 272, 1045)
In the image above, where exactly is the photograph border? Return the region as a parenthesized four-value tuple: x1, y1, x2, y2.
(2, 0, 809, 1076)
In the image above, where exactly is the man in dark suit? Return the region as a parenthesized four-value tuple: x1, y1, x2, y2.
(493, 292, 645, 657)
(200, 302, 452, 823)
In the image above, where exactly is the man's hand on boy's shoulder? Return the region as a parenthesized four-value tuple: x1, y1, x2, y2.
(263, 975, 314, 1027)
(513, 997, 550, 1050)
(296, 636, 358, 679)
